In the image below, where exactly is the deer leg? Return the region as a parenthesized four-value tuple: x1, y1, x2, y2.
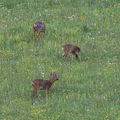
(36, 88, 40, 97)
(38, 31, 41, 36)
(75, 54, 79, 59)
(75, 51, 80, 60)
(45, 88, 48, 97)
(72, 51, 79, 59)
(33, 30, 36, 37)
(63, 52, 68, 57)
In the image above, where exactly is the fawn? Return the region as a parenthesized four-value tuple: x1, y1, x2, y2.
(62, 44, 80, 59)
(33, 21, 45, 36)
(32, 72, 58, 97)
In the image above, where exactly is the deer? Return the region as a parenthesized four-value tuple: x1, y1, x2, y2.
(62, 44, 80, 59)
(32, 72, 58, 97)
(33, 21, 45, 36)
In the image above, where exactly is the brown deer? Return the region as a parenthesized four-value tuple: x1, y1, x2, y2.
(62, 44, 80, 59)
(32, 72, 58, 97)
(33, 21, 45, 36)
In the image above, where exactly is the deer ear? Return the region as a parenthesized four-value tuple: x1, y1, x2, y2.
(50, 72, 53, 76)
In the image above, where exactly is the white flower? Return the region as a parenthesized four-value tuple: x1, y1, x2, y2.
(68, 15, 75, 20)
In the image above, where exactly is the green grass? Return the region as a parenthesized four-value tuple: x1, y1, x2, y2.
(0, 0, 120, 119)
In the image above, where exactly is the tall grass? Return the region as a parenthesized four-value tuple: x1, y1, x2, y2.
(0, 0, 120, 119)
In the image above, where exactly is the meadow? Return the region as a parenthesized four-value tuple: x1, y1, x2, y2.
(0, 0, 120, 119)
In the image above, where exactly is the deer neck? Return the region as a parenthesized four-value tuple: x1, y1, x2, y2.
(49, 79, 55, 84)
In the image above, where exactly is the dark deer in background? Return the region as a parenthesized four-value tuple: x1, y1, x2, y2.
(33, 21, 45, 36)
(62, 44, 80, 59)
(32, 72, 58, 97)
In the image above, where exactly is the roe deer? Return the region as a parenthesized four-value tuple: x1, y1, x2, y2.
(62, 44, 80, 59)
(33, 21, 45, 36)
(32, 72, 58, 97)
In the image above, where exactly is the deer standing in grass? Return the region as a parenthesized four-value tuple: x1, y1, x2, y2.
(33, 21, 45, 36)
(32, 72, 58, 97)
(62, 44, 80, 59)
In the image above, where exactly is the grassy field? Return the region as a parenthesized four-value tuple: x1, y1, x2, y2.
(0, 0, 120, 119)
